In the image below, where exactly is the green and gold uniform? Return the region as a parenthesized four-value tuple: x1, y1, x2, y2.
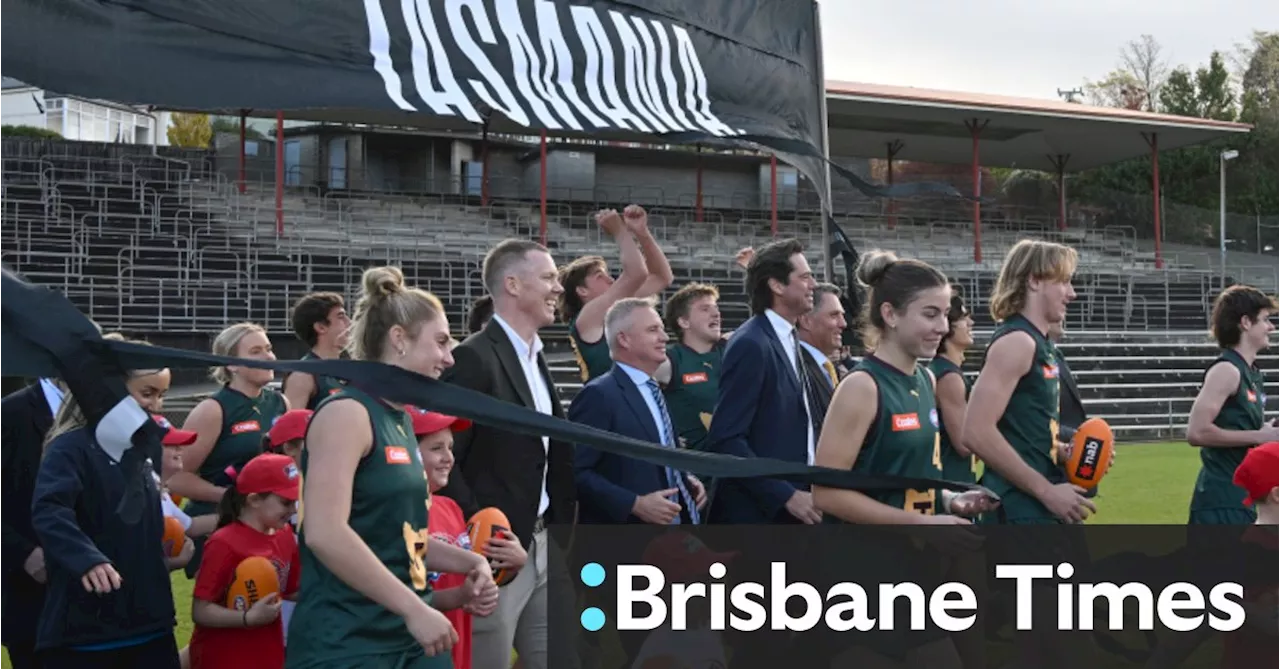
(286, 387, 446, 669)
(185, 385, 286, 577)
(849, 356, 943, 514)
(569, 316, 612, 382)
(1189, 350, 1266, 525)
(978, 315, 1066, 524)
(927, 356, 979, 486)
(288, 351, 347, 411)
(662, 342, 724, 450)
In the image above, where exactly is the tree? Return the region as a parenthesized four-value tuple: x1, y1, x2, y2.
(1194, 51, 1236, 121)
(1084, 70, 1146, 110)
(1119, 34, 1169, 111)
(1160, 68, 1199, 117)
(167, 112, 212, 148)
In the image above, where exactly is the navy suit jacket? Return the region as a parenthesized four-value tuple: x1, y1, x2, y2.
(571, 365, 683, 524)
(705, 313, 811, 524)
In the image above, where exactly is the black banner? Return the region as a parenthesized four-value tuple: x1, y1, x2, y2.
(3, 0, 837, 201)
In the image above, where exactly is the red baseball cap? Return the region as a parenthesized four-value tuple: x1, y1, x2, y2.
(269, 409, 313, 447)
(231, 453, 301, 501)
(1234, 441, 1279, 506)
(642, 531, 738, 581)
(151, 414, 198, 447)
(407, 406, 472, 437)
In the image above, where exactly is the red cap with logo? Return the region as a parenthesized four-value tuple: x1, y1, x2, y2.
(1234, 441, 1279, 507)
(642, 531, 738, 581)
(269, 409, 314, 447)
(151, 414, 198, 447)
(407, 406, 472, 437)
(229, 453, 301, 501)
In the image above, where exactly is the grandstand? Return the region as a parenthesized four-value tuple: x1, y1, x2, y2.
(2, 129, 1276, 442)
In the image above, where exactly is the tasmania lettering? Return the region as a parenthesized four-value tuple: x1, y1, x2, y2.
(362, 0, 745, 137)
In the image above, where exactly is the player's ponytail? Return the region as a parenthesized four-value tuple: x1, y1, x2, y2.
(216, 465, 250, 529)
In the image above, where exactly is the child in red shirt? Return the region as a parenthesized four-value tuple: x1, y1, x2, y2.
(188, 453, 301, 669)
(412, 409, 527, 669)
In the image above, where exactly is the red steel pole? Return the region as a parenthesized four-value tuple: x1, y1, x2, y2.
(967, 120, 987, 263)
(238, 111, 247, 194)
(539, 130, 548, 246)
(770, 154, 778, 238)
(275, 112, 284, 236)
(1148, 133, 1164, 269)
(695, 145, 704, 224)
(886, 140, 902, 230)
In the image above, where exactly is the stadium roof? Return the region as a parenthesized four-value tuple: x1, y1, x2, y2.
(824, 80, 1253, 172)
(190, 79, 1252, 173)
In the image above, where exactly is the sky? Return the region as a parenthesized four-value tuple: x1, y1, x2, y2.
(819, 0, 1278, 101)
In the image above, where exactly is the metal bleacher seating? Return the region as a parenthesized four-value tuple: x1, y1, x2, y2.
(2, 145, 1276, 440)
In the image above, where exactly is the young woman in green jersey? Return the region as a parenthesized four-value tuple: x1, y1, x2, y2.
(1186, 285, 1278, 524)
(171, 322, 291, 577)
(560, 205, 673, 382)
(283, 292, 352, 411)
(285, 266, 495, 669)
(813, 251, 996, 669)
(928, 289, 979, 486)
(962, 239, 1095, 525)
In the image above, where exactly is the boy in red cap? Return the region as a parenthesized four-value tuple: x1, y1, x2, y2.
(412, 407, 525, 669)
(1234, 441, 1279, 525)
(188, 453, 301, 669)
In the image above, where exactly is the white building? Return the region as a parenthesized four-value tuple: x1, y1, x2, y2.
(2, 77, 172, 146)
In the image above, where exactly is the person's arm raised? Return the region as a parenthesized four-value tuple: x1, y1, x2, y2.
(575, 209, 648, 344)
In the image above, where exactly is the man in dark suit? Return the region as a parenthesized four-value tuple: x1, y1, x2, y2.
(797, 282, 848, 425)
(571, 298, 707, 525)
(705, 238, 820, 524)
(440, 239, 576, 669)
(2, 378, 62, 669)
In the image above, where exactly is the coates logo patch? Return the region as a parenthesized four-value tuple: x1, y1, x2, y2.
(1247, 389, 1258, 403)
(892, 413, 921, 431)
(384, 446, 412, 465)
(231, 420, 261, 435)
(682, 372, 709, 384)
(1042, 363, 1060, 379)
(929, 409, 939, 428)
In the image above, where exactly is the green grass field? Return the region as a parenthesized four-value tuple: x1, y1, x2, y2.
(1, 442, 1206, 668)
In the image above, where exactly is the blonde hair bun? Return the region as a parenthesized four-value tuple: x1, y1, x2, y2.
(362, 266, 405, 300)
(855, 250, 899, 288)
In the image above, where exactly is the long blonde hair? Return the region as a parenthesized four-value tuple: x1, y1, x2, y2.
(210, 322, 267, 385)
(988, 240, 1078, 322)
(44, 334, 159, 450)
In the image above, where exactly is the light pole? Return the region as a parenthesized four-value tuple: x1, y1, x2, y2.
(1220, 149, 1239, 289)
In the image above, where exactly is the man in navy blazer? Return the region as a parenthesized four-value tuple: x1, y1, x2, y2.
(571, 298, 707, 525)
(705, 238, 822, 524)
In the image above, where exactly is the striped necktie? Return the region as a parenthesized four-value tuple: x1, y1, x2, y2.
(645, 379, 700, 525)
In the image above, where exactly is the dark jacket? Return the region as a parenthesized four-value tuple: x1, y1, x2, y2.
(31, 427, 175, 650)
(438, 319, 576, 551)
(1, 383, 54, 646)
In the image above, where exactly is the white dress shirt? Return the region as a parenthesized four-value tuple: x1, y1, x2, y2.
(491, 314, 553, 518)
(615, 362, 670, 445)
(763, 309, 815, 465)
(40, 378, 64, 416)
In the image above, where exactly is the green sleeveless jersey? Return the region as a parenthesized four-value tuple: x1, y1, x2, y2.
(570, 317, 613, 382)
(1191, 350, 1267, 512)
(286, 387, 435, 667)
(187, 386, 286, 517)
(850, 357, 943, 515)
(662, 342, 724, 450)
(978, 315, 1065, 523)
(927, 356, 978, 484)
(292, 351, 347, 411)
